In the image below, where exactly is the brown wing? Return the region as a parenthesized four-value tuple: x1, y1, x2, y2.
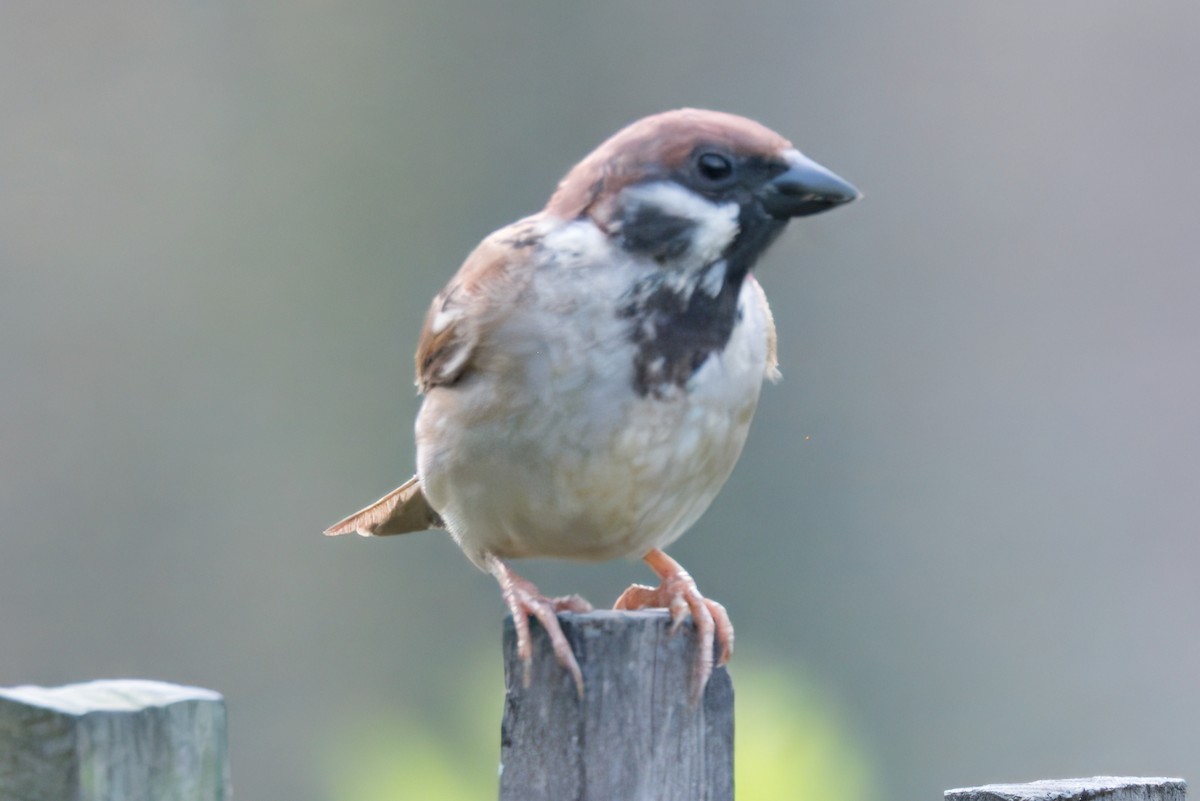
(414, 216, 541, 393)
(324, 475, 443, 537)
(324, 218, 543, 538)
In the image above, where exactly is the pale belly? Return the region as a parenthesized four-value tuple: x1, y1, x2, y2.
(415, 272, 772, 569)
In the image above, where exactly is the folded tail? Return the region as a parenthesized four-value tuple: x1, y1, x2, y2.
(324, 475, 443, 537)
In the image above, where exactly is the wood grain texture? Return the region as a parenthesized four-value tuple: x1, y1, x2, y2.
(0, 679, 230, 801)
(946, 777, 1186, 801)
(499, 610, 732, 801)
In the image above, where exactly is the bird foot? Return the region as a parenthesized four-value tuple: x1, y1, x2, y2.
(613, 548, 733, 703)
(487, 555, 593, 698)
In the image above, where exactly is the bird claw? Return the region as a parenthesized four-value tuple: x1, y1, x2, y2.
(613, 549, 733, 703)
(489, 555, 592, 698)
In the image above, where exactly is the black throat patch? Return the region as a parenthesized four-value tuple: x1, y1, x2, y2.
(616, 203, 788, 398)
(612, 182, 790, 398)
(617, 267, 744, 399)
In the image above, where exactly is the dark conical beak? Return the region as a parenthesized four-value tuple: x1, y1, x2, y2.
(760, 149, 861, 219)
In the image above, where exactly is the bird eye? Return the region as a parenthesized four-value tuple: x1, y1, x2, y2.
(696, 152, 734, 182)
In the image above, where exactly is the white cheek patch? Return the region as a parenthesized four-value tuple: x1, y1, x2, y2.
(622, 182, 740, 265)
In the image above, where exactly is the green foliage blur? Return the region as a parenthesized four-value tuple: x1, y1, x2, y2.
(734, 661, 872, 801)
(322, 656, 502, 800)
(321, 655, 872, 801)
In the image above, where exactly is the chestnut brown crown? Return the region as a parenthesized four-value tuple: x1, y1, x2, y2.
(545, 109, 795, 220)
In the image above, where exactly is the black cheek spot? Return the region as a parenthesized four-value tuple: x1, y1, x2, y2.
(620, 205, 696, 262)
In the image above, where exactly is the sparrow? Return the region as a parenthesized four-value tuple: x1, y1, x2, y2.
(326, 108, 858, 700)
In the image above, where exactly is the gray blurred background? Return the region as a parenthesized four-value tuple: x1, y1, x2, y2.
(3, 1, 1198, 799)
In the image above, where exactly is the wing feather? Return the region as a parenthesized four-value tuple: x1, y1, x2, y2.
(414, 217, 541, 392)
(326, 219, 543, 539)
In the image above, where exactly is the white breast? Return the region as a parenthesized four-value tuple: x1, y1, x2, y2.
(415, 220, 773, 569)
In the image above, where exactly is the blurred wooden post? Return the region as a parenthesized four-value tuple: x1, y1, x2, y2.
(499, 610, 733, 801)
(946, 777, 1186, 801)
(0, 679, 231, 801)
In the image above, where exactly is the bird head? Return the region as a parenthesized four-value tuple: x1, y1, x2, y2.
(545, 108, 859, 277)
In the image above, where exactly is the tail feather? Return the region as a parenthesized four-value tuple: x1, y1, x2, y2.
(324, 475, 443, 537)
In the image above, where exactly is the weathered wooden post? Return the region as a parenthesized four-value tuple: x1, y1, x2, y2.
(0, 679, 231, 801)
(947, 777, 1186, 801)
(499, 609, 733, 801)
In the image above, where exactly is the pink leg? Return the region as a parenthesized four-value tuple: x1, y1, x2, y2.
(614, 548, 734, 702)
(486, 554, 593, 698)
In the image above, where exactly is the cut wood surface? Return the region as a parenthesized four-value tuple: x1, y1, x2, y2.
(946, 777, 1187, 801)
(0, 679, 230, 801)
(499, 609, 732, 801)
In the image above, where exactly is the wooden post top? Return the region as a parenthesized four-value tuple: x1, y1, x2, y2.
(499, 610, 733, 801)
(947, 777, 1186, 801)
